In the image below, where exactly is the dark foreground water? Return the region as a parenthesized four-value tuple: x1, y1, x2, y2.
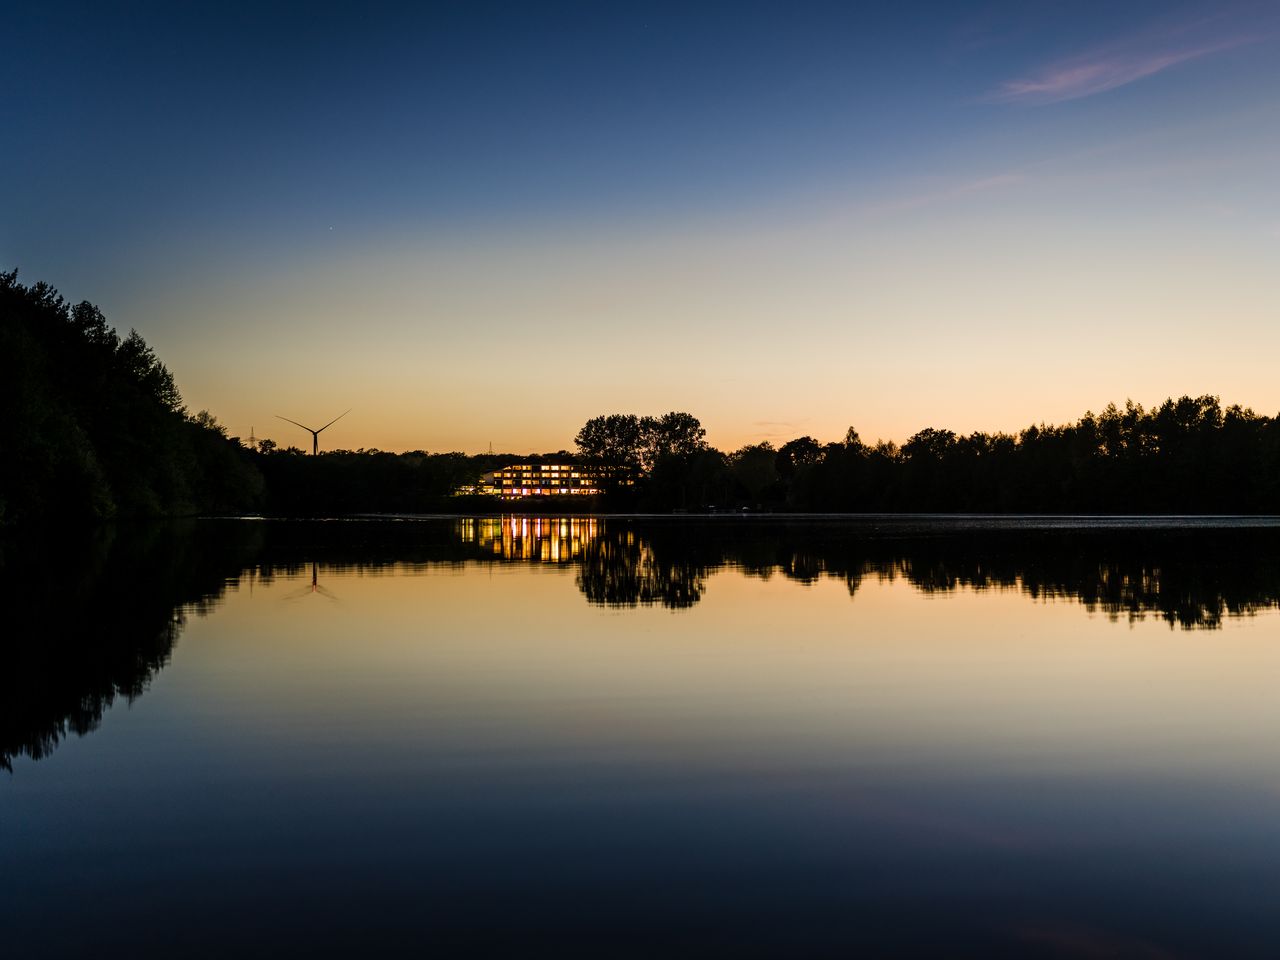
(5, 516, 1280, 958)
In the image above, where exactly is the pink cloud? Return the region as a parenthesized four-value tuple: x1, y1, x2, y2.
(990, 37, 1248, 105)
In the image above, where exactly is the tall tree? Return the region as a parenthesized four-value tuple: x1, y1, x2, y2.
(639, 411, 708, 470)
(574, 413, 645, 468)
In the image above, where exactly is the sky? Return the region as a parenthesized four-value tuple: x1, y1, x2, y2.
(4, 1, 1279, 454)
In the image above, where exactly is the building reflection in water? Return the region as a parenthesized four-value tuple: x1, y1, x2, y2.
(456, 516, 600, 563)
(454, 516, 701, 607)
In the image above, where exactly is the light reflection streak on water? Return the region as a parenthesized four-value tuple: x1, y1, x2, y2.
(456, 515, 600, 562)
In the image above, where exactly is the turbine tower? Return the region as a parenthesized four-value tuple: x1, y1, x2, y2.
(275, 409, 351, 455)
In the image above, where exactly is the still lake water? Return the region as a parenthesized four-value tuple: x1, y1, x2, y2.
(5, 516, 1280, 957)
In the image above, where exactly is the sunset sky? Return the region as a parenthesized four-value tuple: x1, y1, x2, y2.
(5, 1, 1279, 453)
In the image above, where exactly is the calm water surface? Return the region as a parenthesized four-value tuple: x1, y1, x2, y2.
(5, 517, 1280, 957)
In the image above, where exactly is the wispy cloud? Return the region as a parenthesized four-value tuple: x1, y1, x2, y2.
(990, 35, 1250, 105)
(871, 171, 1027, 215)
(751, 419, 809, 439)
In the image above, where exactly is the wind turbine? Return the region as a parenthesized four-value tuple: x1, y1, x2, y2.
(275, 409, 351, 455)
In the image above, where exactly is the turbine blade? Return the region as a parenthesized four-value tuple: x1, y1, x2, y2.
(275, 415, 315, 432)
(316, 408, 352, 434)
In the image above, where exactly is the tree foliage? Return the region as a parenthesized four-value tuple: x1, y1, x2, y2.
(574, 397, 1280, 513)
(0, 271, 263, 522)
(575, 411, 707, 471)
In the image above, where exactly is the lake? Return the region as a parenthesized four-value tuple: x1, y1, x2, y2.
(5, 516, 1280, 957)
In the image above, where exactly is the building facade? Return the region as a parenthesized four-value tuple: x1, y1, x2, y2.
(462, 462, 628, 498)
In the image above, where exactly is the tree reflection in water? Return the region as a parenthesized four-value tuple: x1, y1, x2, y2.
(574, 529, 708, 609)
(0, 521, 262, 771)
(5, 516, 1280, 769)
(553, 518, 1280, 626)
(721, 521, 1280, 629)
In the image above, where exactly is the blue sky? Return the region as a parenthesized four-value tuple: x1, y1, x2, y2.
(5, 1, 1278, 451)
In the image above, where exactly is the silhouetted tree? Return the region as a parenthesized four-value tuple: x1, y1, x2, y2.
(729, 442, 778, 504)
(575, 413, 645, 469)
(639, 411, 708, 469)
(0, 271, 263, 522)
(776, 436, 821, 479)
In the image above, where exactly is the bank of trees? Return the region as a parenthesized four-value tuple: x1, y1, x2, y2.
(234, 398, 1280, 515)
(0, 272, 262, 523)
(252, 447, 495, 514)
(574, 399, 1280, 513)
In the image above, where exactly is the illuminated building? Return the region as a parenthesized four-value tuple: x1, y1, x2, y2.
(462, 462, 629, 498)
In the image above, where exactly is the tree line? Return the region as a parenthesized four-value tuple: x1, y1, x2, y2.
(1, 272, 261, 523)
(6, 271, 1280, 520)
(574, 399, 1280, 513)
